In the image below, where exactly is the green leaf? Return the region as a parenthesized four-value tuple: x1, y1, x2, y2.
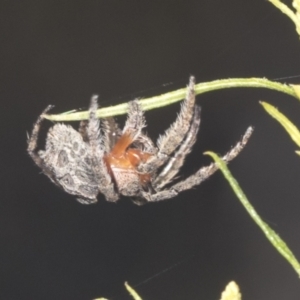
(269, 0, 300, 37)
(260, 101, 300, 150)
(205, 151, 300, 277)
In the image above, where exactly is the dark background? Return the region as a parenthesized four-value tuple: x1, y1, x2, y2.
(1, 0, 300, 299)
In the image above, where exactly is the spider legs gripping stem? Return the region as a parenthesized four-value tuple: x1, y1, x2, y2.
(154, 105, 201, 190)
(122, 100, 146, 139)
(27, 105, 54, 169)
(78, 120, 89, 142)
(101, 117, 122, 152)
(27, 105, 54, 160)
(108, 100, 149, 157)
(142, 127, 253, 202)
(88, 96, 119, 202)
(28, 77, 253, 205)
(125, 100, 156, 153)
(27, 105, 63, 184)
(137, 76, 196, 174)
(80, 116, 122, 151)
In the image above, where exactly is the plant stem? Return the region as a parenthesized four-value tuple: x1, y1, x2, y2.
(44, 78, 297, 121)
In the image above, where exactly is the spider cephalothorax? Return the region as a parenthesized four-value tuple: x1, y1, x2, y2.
(28, 77, 253, 205)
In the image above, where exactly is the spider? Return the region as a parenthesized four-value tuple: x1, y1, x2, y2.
(27, 77, 253, 205)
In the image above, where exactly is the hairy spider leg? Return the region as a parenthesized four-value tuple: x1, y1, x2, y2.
(79, 117, 122, 152)
(140, 127, 253, 202)
(122, 100, 145, 138)
(101, 117, 122, 152)
(137, 76, 196, 174)
(88, 96, 119, 202)
(27, 105, 60, 184)
(133, 134, 157, 154)
(153, 105, 201, 190)
(78, 120, 89, 142)
(171, 126, 253, 192)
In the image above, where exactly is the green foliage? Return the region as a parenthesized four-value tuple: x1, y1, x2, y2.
(269, 0, 300, 37)
(261, 101, 300, 155)
(206, 151, 300, 277)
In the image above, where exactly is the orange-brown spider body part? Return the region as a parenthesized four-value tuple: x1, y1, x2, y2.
(105, 133, 153, 196)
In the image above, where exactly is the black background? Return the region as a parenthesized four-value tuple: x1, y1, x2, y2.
(1, 0, 300, 299)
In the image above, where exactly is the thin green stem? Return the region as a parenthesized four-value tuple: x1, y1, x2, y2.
(44, 78, 297, 121)
(205, 151, 300, 277)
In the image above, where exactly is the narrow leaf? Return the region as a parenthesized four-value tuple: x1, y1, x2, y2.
(205, 151, 300, 277)
(260, 101, 300, 149)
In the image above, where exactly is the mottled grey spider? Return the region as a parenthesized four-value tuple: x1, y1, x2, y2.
(27, 77, 253, 205)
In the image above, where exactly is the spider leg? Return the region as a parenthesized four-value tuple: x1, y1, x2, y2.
(107, 100, 149, 157)
(80, 116, 122, 152)
(27, 105, 58, 181)
(125, 102, 156, 153)
(88, 96, 119, 202)
(153, 105, 201, 190)
(140, 126, 253, 203)
(122, 99, 146, 140)
(133, 134, 157, 154)
(101, 117, 122, 152)
(137, 76, 196, 174)
(79, 120, 89, 142)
